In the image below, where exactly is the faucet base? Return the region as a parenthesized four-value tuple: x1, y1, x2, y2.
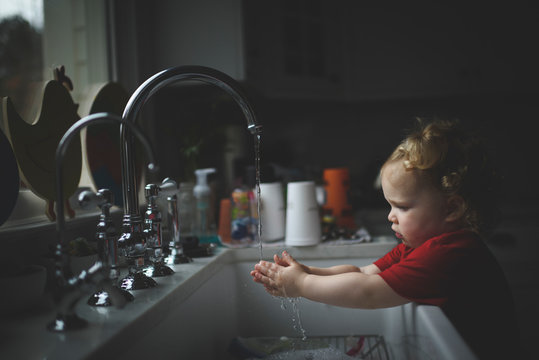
(142, 263, 174, 277)
(47, 313, 87, 332)
(119, 272, 157, 290)
(87, 287, 135, 307)
(164, 246, 193, 264)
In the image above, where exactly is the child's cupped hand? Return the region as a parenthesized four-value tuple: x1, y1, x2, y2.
(250, 251, 308, 298)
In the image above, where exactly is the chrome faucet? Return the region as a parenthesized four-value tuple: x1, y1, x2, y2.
(141, 181, 176, 277)
(49, 112, 157, 332)
(78, 188, 135, 306)
(118, 65, 262, 266)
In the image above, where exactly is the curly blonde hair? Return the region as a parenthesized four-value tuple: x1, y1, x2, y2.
(385, 118, 500, 235)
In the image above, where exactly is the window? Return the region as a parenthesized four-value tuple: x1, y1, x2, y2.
(0, 0, 44, 124)
(0, 0, 110, 229)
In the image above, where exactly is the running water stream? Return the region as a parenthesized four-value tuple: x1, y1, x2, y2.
(253, 132, 308, 343)
(283, 297, 308, 341)
(254, 133, 263, 261)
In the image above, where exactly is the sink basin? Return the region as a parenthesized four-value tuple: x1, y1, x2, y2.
(0, 241, 477, 359)
(117, 252, 476, 359)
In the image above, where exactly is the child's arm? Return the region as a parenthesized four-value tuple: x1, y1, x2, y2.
(271, 253, 381, 276)
(252, 251, 408, 309)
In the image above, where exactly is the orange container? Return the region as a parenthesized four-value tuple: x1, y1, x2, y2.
(322, 167, 355, 228)
(218, 198, 231, 243)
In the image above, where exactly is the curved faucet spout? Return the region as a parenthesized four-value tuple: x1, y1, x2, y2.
(120, 65, 262, 216)
(55, 112, 158, 281)
(123, 65, 262, 133)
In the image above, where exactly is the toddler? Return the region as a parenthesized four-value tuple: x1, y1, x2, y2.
(251, 119, 518, 359)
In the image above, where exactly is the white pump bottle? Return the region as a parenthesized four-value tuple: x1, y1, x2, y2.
(193, 168, 216, 239)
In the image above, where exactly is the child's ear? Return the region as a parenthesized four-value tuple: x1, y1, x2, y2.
(445, 195, 466, 223)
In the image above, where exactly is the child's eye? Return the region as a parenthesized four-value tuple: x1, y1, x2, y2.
(397, 206, 409, 211)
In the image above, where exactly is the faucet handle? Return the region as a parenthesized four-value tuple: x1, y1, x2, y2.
(248, 123, 263, 135)
(159, 177, 178, 196)
(78, 189, 113, 210)
(143, 178, 178, 200)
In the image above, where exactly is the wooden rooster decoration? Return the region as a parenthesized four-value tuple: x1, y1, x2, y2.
(2, 66, 81, 220)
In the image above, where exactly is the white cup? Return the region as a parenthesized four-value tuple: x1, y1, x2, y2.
(285, 181, 321, 246)
(259, 182, 286, 242)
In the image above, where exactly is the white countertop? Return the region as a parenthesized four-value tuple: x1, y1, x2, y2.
(0, 238, 396, 360)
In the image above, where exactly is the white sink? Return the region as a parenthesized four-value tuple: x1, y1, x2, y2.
(0, 240, 477, 359)
(119, 247, 476, 359)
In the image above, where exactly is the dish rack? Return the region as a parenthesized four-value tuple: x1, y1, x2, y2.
(230, 334, 390, 359)
(321, 335, 390, 359)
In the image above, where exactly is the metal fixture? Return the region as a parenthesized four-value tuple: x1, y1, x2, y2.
(119, 178, 180, 288)
(164, 178, 192, 264)
(142, 181, 175, 276)
(78, 188, 135, 306)
(118, 65, 262, 274)
(49, 112, 157, 332)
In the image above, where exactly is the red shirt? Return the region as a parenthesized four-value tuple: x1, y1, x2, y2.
(374, 229, 518, 359)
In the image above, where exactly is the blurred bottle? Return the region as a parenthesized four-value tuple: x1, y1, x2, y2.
(322, 167, 356, 229)
(218, 198, 232, 244)
(193, 168, 219, 244)
(230, 187, 254, 245)
(178, 182, 195, 242)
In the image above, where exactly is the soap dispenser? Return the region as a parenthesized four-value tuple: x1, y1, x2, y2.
(193, 168, 217, 242)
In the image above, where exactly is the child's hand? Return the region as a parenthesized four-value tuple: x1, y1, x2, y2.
(272, 253, 289, 267)
(272, 252, 311, 273)
(250, 251, 307, 298)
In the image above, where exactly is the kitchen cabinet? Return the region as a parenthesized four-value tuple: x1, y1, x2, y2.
(127, 1, 537, 100)
(141, 0, 345, 100)
(246, 2, 537, 101)
(147, 0, 246, 81)
(338, 2, 537, 100)
(243, 0, 345, 100)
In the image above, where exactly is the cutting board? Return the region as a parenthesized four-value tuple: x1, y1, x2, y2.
(2, 80, 82, 220)
(0, 126, 19, 226)
(81, 82, 141, 208)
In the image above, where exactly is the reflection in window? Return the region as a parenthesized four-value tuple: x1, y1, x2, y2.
(0, 0, 44, 127)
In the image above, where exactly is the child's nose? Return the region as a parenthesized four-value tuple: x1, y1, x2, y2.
(387, 210, 397, 223)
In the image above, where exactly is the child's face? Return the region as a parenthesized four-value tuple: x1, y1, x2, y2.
(381, 160, 452, 248)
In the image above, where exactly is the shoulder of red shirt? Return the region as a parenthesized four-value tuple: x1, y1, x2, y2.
(419, 229, 480, 250)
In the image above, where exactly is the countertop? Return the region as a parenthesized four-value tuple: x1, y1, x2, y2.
(0, 238, 397, 360)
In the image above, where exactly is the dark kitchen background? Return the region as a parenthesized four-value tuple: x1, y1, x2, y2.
(1, 0, 537, 356)
(112, 1, 539, 354)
